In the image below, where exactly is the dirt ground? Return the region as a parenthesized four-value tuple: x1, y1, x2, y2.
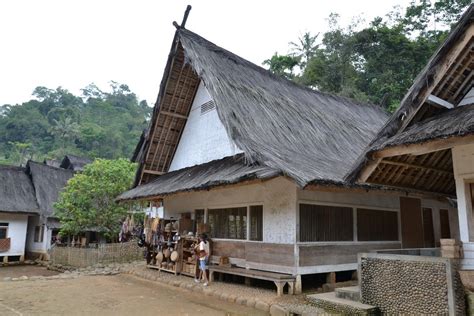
(0, 265, 59, 278)
(0, 274, 267, 316)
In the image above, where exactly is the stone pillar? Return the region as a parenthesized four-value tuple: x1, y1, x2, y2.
(295, 275, 302, 294)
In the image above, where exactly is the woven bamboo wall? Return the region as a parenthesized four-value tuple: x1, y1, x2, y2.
(50, 242, 143, 267)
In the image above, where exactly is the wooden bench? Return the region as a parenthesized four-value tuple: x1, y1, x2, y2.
(208, 265, 296, 296)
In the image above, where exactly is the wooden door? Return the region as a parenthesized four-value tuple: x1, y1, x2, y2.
(400, 197, 424, 248)
(422, 208, 435, 247)
(440, 209, 451, 239)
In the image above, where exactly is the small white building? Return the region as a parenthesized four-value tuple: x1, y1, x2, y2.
(0, 158, 79, 262)
(0, 166, 39, 262)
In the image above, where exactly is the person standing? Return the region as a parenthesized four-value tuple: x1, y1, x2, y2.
(195, 233, 210, 286)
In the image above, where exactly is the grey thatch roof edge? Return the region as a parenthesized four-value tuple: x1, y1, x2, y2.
(177, 28, 388, 186)
(0, 165, 40, 214)
(27, 160, 75, 218)
(372, 104, 474, 151)
(346, 4, 474, 183)
(118, 154, 281, 202)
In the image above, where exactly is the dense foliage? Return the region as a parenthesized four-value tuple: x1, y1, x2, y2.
(264, 0, 470, 111)
(54, 159, 136, 239)
(0, 82, 151, 165)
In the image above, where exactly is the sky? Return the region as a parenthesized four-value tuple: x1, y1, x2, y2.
(0, 0, 409, 106)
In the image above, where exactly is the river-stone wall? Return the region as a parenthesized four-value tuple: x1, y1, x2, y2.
(359, 253, 465, 315)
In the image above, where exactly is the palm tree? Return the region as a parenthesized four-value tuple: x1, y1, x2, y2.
(289, 32, 320, 70)
(49, 117, 80, 156)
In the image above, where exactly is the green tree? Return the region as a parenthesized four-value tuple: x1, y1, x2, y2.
(49, 117, 80, 157)
(54, 159, 136, 239)
(263, 53, 300, 79)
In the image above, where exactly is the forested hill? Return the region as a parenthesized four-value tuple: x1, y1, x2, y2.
(0, 82, 152, 166)
(263, 0, 470, 111)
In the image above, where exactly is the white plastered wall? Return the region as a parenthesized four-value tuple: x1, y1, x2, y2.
(163, 176, 298, 244)
(169, 82, 242, 172)
(452, 144, 474, 242)
(0, 213, 28, 257)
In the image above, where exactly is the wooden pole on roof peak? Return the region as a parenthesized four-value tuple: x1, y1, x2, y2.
(173, 5, 192, 29)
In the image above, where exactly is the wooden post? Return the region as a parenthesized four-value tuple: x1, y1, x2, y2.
(326, 272, 336, 284)
(245, 277, 251, 286)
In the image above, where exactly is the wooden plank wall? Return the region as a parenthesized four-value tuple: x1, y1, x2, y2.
(245, 243, 294, 267)
(211, 240, 294, 267)
(298, 242, 400, 266)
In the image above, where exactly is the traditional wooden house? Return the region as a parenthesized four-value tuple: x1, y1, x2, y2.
(0, 155, 93, 261)
(117, 14, 456, 290)
(25, 161, 74, 258)
(0, 165, 40, 262)
(348, 4, 474, 268)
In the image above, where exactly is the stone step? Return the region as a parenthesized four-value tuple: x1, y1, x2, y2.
(306, 292, 379, 315)
(335, 286, 360, 302)
(461, 258, 474, 270)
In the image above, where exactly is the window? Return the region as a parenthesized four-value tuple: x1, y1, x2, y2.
(299, 204, 353, 242)
(34, 225, 44, 243)
(0, 223, 8, 239)
(357, 209, 398, 241)
(249, 205, 263, 241)
(208, 207, 247, 239)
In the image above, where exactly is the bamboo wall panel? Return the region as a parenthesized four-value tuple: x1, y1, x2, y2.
(299, 204, 353, 242)
(357, 208, 398, 241)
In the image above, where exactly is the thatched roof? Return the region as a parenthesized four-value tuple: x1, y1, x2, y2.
(60, 155, 92, 172)
(347, 4, 474, 183)
(119, 154, 279, 201)
(124, 26, 388, 200)
(373, 104, 474, 151)
(44, 159, 61, 168)
(0, 165, 39, 214)
(27, 161, 74, 218)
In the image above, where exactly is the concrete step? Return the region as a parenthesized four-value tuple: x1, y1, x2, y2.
(335, 286, 360, 302)
(306, 292, 379, 315)
(462, 242, 474, 252)
(461, 258, 474, 270)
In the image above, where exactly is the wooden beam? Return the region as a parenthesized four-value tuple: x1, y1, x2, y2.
(143, 169, 165, 176)
(381, 159, 453, 176)
(160, 110, 188, 120)
(358, 158, 382, 182)
(398, 25, 474, 133)
(373, 134, 474, 159)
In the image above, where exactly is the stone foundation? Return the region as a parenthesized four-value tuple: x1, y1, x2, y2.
(359, 253, 465, 315)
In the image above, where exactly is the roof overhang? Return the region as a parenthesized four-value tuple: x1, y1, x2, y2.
(348, 5, 473, 191)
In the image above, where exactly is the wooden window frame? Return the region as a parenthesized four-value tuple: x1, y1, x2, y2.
(0, 222, 8, 240)
(249, 205, 263, 241)
(203, 203, 264, 242)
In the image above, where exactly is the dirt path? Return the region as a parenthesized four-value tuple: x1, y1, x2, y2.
(0, 274, 267, 316)
(0, 265, 59, 278)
